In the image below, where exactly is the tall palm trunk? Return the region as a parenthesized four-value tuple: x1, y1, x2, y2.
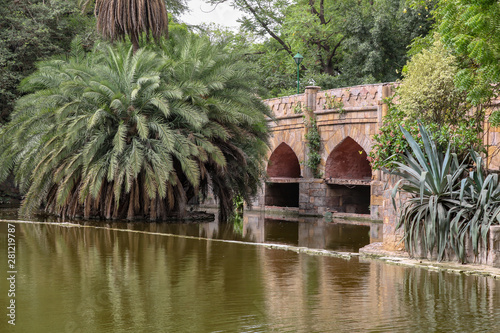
(95, 0, 168, 53)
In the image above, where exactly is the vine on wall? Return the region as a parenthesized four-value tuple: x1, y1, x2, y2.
(304, 116, 322, 178)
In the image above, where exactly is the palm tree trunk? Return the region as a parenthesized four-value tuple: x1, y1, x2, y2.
(130, 33, 139, 53)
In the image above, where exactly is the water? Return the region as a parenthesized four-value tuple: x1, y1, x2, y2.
(0, 212, 499, 332)
(0, 207, 377, 253)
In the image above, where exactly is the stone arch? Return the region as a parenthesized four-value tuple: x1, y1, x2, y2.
(267, 142, 301, 178)
(325, 137, 371, 180)
(323, 126, 373, 158)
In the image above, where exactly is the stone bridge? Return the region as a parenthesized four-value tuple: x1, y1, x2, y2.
(252, 82, 500, 250)
(253, 83, 393, 221)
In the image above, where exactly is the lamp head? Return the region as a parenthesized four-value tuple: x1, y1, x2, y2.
(293, 52, 304, 65)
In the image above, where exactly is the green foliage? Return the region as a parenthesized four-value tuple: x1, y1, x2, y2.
(0, 195, 10, 204)
(370, 104, 482, 170)
(0, 32, 270, 221)
(342, 0, 433, 84)
(293, 102, 303, 114)
(434, 0, 500, 111)
(0, 0, 97, 123)
(398, 39, 472, 124)
(323, 93, 344, 113)
(232, 212, 244, 235)
(390, 124, 499, 263)
(370, 40, 484, 170)
(233, 195, 244, 214)
(304, 116, 322, 178)
(211, 0, 432, 98)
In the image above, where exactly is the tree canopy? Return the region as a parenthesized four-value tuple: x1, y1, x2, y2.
(206, 0, 432, 97)
(370, 39, 484, 170)
(0, 33, 270, 221)
(435, 0, 500, 110)
(0, 0, 96, 123)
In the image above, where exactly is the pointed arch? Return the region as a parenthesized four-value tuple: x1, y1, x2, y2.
(267, 142, 301, 178)
(325, 137, 372, 180)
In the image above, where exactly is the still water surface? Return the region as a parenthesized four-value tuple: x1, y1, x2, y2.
(0, 211, 499, 332)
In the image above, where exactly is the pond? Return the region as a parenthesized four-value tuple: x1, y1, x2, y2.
(0, 210, 499, 332)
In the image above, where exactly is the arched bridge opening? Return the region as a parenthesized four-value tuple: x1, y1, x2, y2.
(265, 143, 300, 208)
(324, 137, 372, 214)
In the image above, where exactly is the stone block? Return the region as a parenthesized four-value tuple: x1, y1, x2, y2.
(299, 193, 310, 203)
(309, 189, 326, 197)
(313, 196, 326, 207)
(370, 195, 384, 206)
(370, 205, 379, 220)
(309, 182, 323, 189)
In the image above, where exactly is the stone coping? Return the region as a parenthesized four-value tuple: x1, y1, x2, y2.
(360, 242, 500, 279)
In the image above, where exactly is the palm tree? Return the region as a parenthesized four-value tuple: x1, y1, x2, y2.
(157, 32, 270, 221)
(94, 0, 169, 52)
(0, 34, 270, 221)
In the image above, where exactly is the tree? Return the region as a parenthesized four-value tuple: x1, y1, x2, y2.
(94, 0, 169, 52)
(209, 0, 432, 97)
(0, 32, 270, 221)
(434, 0, 500, 118)
(341, 0, 433, 84)
(0, 0, 96, 123)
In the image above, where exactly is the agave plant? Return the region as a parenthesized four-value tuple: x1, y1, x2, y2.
(451, 152, 500, 260)
(390, 123, 467, 260)
(0, 33, 270, 221)
(390, 123, 500, 262)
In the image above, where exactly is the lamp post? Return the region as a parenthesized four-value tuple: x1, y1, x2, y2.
(293, 52, 304, 94)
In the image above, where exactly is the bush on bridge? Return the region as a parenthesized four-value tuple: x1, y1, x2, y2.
(369, 39, 484, 171)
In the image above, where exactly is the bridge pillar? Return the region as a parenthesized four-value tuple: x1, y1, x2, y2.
(303, 86, 321, 179)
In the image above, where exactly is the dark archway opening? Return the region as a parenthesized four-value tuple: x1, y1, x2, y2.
(324, 137, 372, 214)
(267, 142, 301, 178)
(266, 143, 300, 207)
(265, 182, 299, 207)
(325, 185, 370, 214)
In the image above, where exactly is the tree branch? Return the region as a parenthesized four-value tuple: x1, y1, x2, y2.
(240, 0, 294, 58)
(308, 0, 326, 25)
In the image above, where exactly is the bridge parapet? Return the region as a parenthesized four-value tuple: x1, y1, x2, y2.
(266, 93, 307, 119)
(317, 84, 382, 111)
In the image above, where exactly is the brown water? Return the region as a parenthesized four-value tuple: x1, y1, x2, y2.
(0, 215, 499, 332)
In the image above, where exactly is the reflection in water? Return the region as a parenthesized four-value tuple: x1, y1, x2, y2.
(0, 208, 376, 253)
(0, 222, 499, 333)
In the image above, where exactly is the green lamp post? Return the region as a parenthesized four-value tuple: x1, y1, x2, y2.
(293, 52, 304, 94)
